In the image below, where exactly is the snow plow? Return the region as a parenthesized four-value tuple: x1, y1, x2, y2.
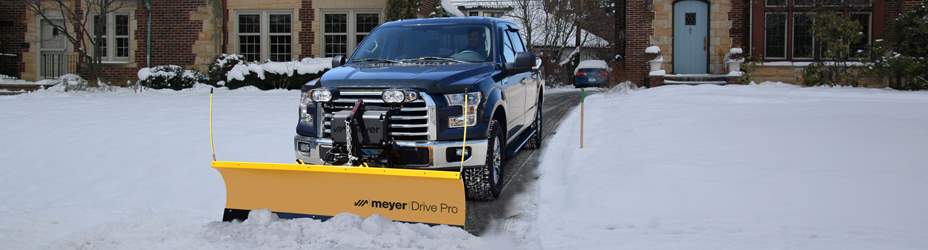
(209, 90, 466, 227)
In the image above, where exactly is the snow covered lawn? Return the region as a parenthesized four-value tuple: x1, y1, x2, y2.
(3, 83, 927, 249)
(537, 83, 928, 249)
(0, 87, 480, 249)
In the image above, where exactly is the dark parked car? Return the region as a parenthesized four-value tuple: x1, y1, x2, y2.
(574, 60, 610, 88)
(294, 17, 544, 201)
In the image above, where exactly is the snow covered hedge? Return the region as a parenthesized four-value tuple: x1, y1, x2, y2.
(138, 65, 206, 90)
(208, 54, 331, 90)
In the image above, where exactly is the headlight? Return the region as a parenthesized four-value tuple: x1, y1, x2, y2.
(310, 88, 332, 102)
(444, 92, 481, 106)
(445, 92, 481, 128)
(382, 89, 418, 103)
(382, 89, 406, 103)
(299, 91, 313, 124)
(405, 91, 418, 102)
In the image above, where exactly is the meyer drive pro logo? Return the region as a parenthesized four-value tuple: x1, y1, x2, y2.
(353, 199, 459, 214)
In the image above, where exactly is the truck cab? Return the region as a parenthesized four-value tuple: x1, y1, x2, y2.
(294, 17, 543, 200)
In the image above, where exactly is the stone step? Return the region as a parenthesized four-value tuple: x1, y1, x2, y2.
(664, 74, 733, 82)
(663, 80, 728, 85)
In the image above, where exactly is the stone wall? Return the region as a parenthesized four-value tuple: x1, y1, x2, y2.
(651, 0, 738, 74)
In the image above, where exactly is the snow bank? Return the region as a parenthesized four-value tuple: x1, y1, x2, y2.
(0, 90, 478, 249)
(537, 83, 928, 249)
(226, 58, 331, 82)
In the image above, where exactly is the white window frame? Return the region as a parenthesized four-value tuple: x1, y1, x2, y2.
(91, 12, 131, 63)
(321, 9, 382, 57)
(791, 13, 815, 60)
(234, 10, 294, 62)
(764, 12, 788, 60)
(268, 12, 294, 62)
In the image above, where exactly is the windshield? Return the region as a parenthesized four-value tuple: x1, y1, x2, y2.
(349, 24, 493, 63)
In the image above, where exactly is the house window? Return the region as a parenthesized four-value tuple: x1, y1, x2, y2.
(483, 11, 503, 18)
(764, 13, 787, 59)
(766, 0, 786, 7)
(760, 0, 874, 61)
(323, 11, 381, 57)
(92, 13, 130, 62)
(324, 13, 348, 57)
(850, 13, 871, 57)
(469, 11, 479, 16)
(355, 13, 379, 45)
(236, 11, 293, 62)
(792, 14, 814, 59)
(269, 14, 292, 62)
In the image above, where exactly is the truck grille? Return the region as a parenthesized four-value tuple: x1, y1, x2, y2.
(320, 89, 433, 141)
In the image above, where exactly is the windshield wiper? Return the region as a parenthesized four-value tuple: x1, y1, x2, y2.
(401, 57, 469, 64)
(352, 58, 401, 64)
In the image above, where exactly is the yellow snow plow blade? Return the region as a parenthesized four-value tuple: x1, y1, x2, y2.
(212, 161, 466, 227)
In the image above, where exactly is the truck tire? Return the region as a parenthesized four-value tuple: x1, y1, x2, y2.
(464, 120, 504, 200)
(524, 95, 543, 150)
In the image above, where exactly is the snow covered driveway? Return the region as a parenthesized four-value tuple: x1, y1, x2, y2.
(536, 83, 928, 249)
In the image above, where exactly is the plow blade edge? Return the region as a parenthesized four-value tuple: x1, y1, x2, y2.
(212, 161, 466, 227)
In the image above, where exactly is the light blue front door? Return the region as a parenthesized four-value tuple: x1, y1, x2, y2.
(673, 0, 709, 74)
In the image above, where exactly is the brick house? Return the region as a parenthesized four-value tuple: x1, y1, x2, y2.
(624, 0, 923, 85)
(2, 0, 922, 85)
(0, 0, 403, 83)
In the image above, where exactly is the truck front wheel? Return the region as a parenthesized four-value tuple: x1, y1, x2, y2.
(464, 119, 504, 200)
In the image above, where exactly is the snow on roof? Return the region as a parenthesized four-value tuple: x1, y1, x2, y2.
(442, 0, 610, 48)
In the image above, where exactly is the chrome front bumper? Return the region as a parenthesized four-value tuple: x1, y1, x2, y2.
(294, 135, 488, 169)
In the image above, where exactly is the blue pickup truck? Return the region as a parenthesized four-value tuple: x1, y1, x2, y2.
(294, 17, 544, 200)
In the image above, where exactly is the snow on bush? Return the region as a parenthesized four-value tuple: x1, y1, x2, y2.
(211, 54, 332, 90)
(224, 60, 330, 89)
(207, 54, 245, 87)
(137, 65, 206, 90)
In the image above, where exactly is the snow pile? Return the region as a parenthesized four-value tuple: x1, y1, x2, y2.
(226, 58, 331, 82)
(0, 89, 479, 249)
(536, 83, 928, 249)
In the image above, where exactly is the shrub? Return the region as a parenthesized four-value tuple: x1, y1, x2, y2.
(223, 58, 331, 90)
(137, 65, 206, 90)
(866, 1, 928, 90)
(207, 54, 245, 87)
(803, 12, 863, 86)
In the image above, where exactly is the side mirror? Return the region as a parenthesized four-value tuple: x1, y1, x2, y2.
(331, 55, 346, 67)
(507, 52, 536, 72)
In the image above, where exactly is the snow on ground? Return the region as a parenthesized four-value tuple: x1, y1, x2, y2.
(536, 83, 928, 249)
(4, 82, 928, 249)
(0, 86, 480, 249)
